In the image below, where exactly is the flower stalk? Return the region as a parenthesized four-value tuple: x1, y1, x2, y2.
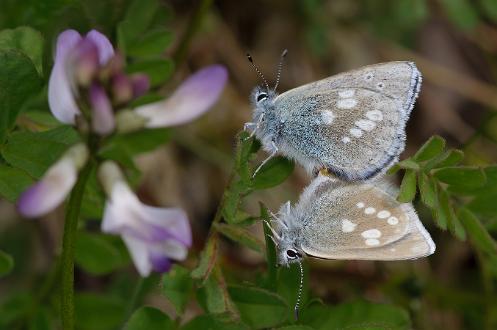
(60, 161, 94, 330)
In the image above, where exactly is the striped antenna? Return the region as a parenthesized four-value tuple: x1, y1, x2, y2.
(247, 53, 270, 91)
(294, 259, 304, 320)
(274, 49, 288, 91)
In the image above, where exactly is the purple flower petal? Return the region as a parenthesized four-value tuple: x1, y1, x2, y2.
(48, 30, 83, 124)
(18, 158, 77, 218)
(71, 38, 99, 86)
(149, 253, 172, 273)
(134, 64, 228, 127)
(100, 173, 192, 277)
(130, 74, 150, 98)
(112, 73, 133, 104)
(85, 30, 114, 65)
(89, 83, 115, 135)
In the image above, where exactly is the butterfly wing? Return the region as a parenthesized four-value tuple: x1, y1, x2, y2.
(274, 61, 421, 180)
(296, 176, 435, 260)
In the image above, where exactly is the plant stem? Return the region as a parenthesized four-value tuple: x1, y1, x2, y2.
(60, 161, 93, 330)
(173, 0, 213, 65)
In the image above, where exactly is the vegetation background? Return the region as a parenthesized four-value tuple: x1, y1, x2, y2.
(1, 0, 497, 329)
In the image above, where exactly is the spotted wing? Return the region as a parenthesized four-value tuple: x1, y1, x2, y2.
(296, 176, 435, 260)
(274, 61, 421, 180)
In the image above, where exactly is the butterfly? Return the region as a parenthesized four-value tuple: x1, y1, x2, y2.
(267, 173, 435, 267)
(246, 54, 422, 181)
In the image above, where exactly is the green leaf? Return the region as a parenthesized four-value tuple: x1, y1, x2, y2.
(75, 293, 126, 330)
(161, 265, 193, 314)
(215, 223, 264, 253)
(229, 285, 289, 329)
(433, 166, 486, 189)
(261, 204, 278, 291)
(418, 173, 437, 208)
(127, 29, 174, 58)
(397, 169, 417, 202)
(197, 268, 238, 317)
(252, 156, 294, 190)
(191, 236, 218, 282)
(222, 179, 245, 224)
(438, 189, 456, 234)
(414, 135, 446, 162)
(125, 306, 174, 330)
(466, 166, 497, 215)
(0, 49, 42, 141)
(1, 126, 80, 178)
(396, 159, 420, 170)
(275, 326, 314, 330)
(236, 133, 258, 183)
(101, 128, 171, 157)
(28, 307, 52, 330)
(440, 200, 466, 241)
(0, 27, 43, 74)
(75, 232, 128, 275)
(440, 0, 479, 30)
(300, 301, 411, 330)
(127, 58, 174, 87)
(181, 315, 249, 330)
(425, 149, 464, 170)
(459, 208, 497, 255)
(0, 164, 34, 202)
(481, 0, 497, 22)
(0, 250, 14, 277)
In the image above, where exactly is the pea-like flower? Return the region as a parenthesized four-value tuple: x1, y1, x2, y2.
(17, 144, 89, 218)
(130, 65, 228, 128)
(98, 161, 191, 276)
(48, 29, 115, 126)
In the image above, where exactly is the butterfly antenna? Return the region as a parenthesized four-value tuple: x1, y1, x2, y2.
(247, 53, 270, 91)
(274, 49, 288, 91)
(294, 259, 304, 320)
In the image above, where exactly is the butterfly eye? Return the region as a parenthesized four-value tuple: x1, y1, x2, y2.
(286, 249, 300, 259)
(257, 93, 268, 102)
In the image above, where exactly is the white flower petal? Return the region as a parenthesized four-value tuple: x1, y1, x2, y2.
(48, 30, 82, 124)
(135, 65, 227, 127)
(18, 158, 77, 217)
(122, 234, 152, 277)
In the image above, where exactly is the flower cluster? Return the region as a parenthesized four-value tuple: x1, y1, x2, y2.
(18, 29, 227, 276)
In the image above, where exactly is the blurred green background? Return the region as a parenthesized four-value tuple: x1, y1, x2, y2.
(1, 0, 497, 329)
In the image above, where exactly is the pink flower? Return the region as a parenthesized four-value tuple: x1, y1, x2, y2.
(98, 161, 191, 276)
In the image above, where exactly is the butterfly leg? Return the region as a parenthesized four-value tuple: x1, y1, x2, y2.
(244, 114, 264, 140)
(252, 141, 278, 178)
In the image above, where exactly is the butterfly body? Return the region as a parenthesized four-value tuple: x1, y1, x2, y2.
(272, 174, 435, 266)
(250, 61, 422, 181)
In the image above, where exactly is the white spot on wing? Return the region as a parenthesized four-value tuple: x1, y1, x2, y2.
(364, 72, 374, 81)
(361, 229, 382, 238)
(321, 111, 335, 125)
(341, 219, 357, 233)
(388, 216, 399, 225)
(338, 89, 355, 98)
(365, 110, 383, 121)
(356, 202, 365, 208)
(350, 128, 363, 137)
(342, 136, 351, 144)
(337, 99, 357, 109)
(377, 210, 391, 219)
(364, 207, 376, 215)
(365, 238, 380, 246)
(355, 119, 376, 131)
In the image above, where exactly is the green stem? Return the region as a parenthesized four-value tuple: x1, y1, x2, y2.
(173, 0, 213, 65)
(60, 161, 93, 330)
